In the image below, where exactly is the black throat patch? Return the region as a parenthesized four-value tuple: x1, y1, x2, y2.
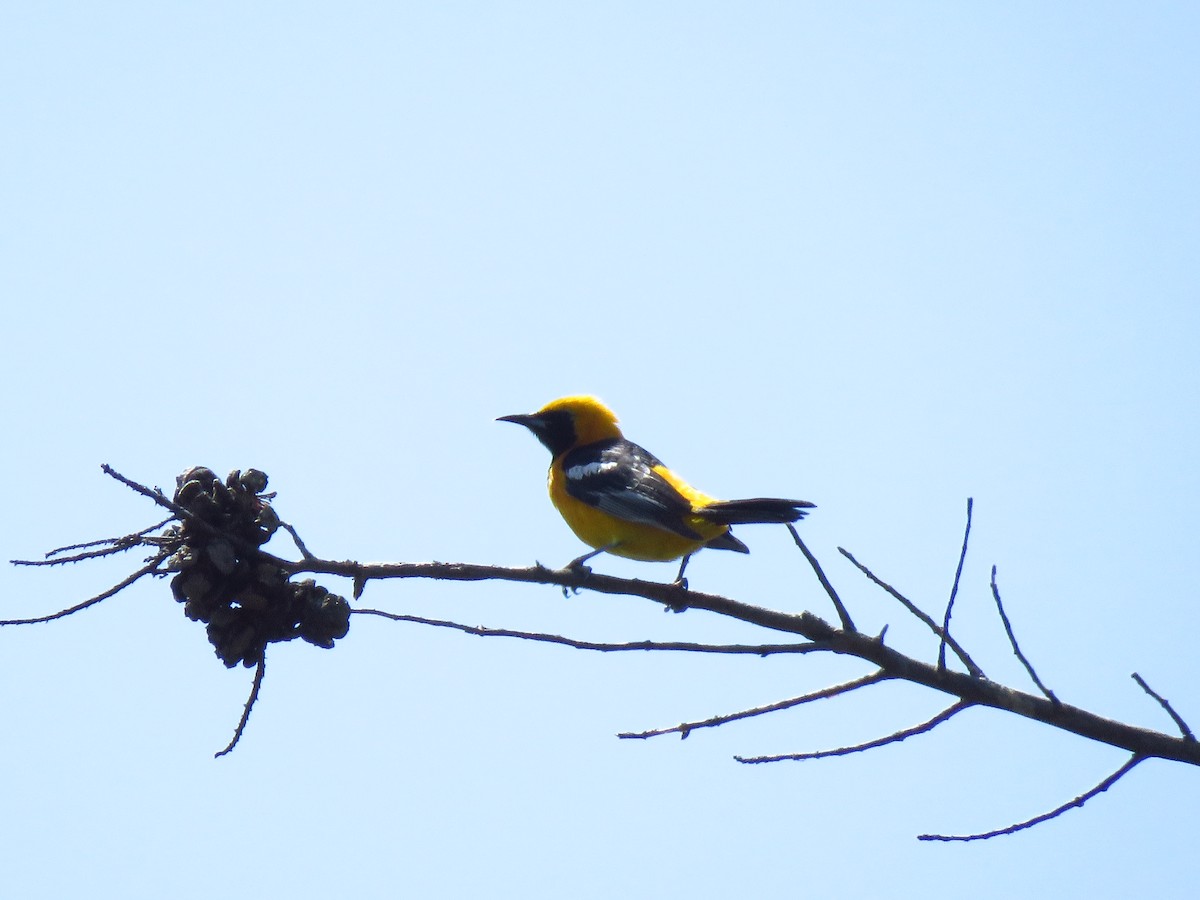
(532, 409, 577, 457)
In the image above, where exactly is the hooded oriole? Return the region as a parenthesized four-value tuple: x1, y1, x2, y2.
(499, 395, 814, 585)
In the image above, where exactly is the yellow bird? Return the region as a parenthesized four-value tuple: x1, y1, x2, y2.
(499, 395, 814, 585)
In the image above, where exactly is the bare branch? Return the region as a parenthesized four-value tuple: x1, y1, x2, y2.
(736, 699, 970, 763)
(45, 516, 175, 557)
(215, 653, 268, 758)
(918, 754, 1145, 842)
(787, 524, 855, 632)
(102, 463, 174, 507)
(270, 556, 1200, 767)
(14, 542, 150, 566)
(838, 548, 984, 678)
(354, 608, 831, 657)
(938, 497, 972, 671)
(9, 518, 179, 567)
(13, 536, 167, 569)
(991, 565, 1058, 704)
(1132, 672, 1195, 741)
(618, 670, 889, 740)
(13, 462, 1200, 841)
(0, 553, 169, 626)
(45, 536, 142, 557)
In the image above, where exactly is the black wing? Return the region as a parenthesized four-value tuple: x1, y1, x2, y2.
(561, 438, 703, 540)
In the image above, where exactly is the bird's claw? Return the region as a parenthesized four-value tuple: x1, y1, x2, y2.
(562, 560, 593, 597)
(664, 576, 690, 612)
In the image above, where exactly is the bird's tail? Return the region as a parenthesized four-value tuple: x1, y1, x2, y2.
(697, 497, 815, 525)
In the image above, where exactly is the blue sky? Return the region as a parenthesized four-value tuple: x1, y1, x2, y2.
(3, 4, 1198, 897)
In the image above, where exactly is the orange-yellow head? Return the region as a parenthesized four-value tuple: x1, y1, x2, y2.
(497, 395, 623, 457)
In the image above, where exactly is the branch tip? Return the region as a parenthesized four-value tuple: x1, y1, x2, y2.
(938, 497, 973, 671)
(215, 654, 268, 758)
(1132, 672, 1195, 741)
(918, 754, 1145, 842)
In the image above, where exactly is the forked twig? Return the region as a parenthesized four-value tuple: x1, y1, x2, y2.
(12, 518, 175, 567)
(838, 548, 984, 677)
(46, 516, 175, 556)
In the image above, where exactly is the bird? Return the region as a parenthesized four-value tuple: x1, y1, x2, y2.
(498, 395, 814, 586)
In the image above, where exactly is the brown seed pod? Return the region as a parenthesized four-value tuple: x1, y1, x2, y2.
(239, 468, 269, 494)
(205, 539, 238, 575)
(174, 479, 206, 507)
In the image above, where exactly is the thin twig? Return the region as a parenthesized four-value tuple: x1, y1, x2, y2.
(15, 540, 153, 567)
(918, 754, 1145, 842)
(45, 516, 175, 557)
(991, 565, 1058, 704)
(787, 525, 855, 632)
(0, 553, 169, 626)
(354, 609, 830, 657)
(1132, 673, 1195, 741)
(618, 670, 889, 740)
(215, 653, 268, 758)
(101, 463, 174, 506)
(838, 548, 984, 677)
(938, 497, 973, 671)
(278, 521, 315, 560)
(736, 700, 970, 763)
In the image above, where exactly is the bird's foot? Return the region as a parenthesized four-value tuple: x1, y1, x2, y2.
(562, 554, 598, 597)
(664, 576, 690, 612)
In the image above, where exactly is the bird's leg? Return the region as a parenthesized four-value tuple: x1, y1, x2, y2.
(667, 554, 696, 619)
(562, 545, 613, 597)
(673, 553, 693, 588)
(566, 546, 607, 572)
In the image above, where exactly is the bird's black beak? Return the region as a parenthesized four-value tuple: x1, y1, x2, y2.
(498, 406, 578, 456)
(498, 410, 572, 456)
(496, 412, 540, 431)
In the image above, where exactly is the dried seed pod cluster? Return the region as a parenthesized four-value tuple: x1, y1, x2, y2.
(166, 466, 350, 667)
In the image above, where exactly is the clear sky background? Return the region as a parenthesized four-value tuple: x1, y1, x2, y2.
(3, 3, 1198, 897)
